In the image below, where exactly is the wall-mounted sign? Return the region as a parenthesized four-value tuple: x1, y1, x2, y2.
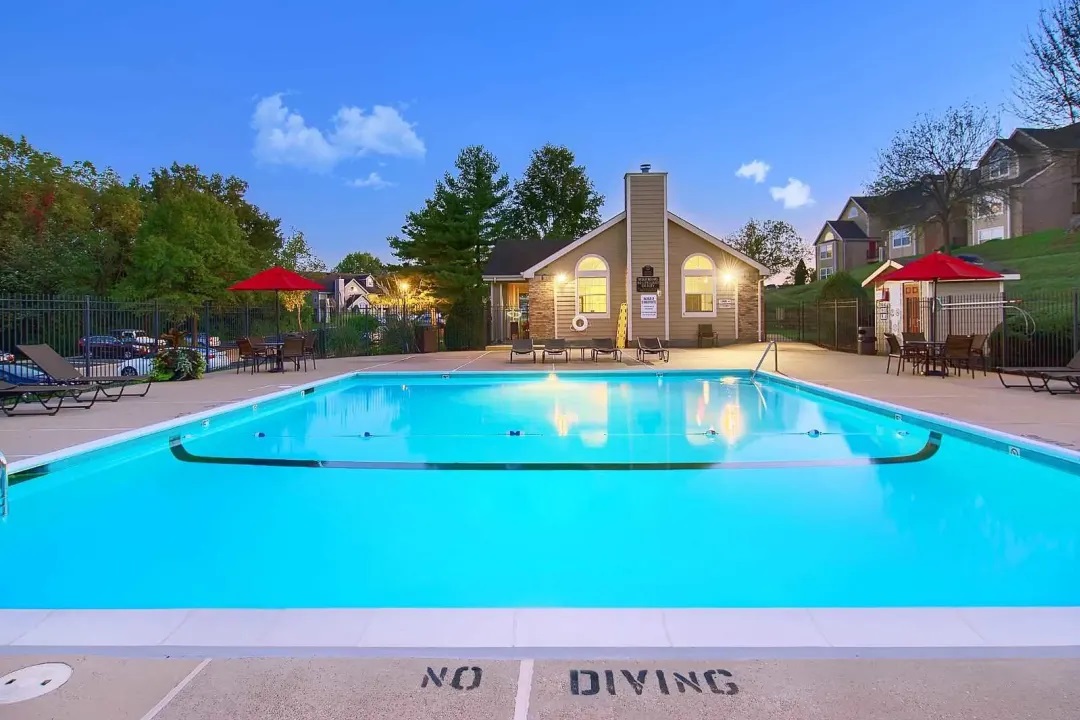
(717, 298, 735, 310)
(636, 276, 660, 292)
(641, 265, 654, 277)
(640, 294, 658, 319)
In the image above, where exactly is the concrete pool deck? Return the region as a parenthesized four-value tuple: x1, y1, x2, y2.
(4, 343, 1080, 717)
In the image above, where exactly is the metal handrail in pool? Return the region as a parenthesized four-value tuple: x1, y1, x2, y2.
(750, 340, 778, 380)
(0, 449, 7, 517)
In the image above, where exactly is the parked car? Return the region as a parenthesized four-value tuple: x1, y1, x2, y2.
(110, 329, 164, 347)
(77, 335, 152, 360)
(116, 347, 229, 377)
(181, 332, 221, 348)
(0, 350, 14, 363)
(0, 363, 49, 385)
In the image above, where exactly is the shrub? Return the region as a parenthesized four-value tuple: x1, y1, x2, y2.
(818, 271, 868, 302)
(444, 299, 485, 350)
(151, 347, 207, 381)
(324, 314, 379, 357)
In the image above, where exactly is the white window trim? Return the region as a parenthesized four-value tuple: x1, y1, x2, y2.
(681, 253, 717, 318)
(819, 243, 834, 260)
(890, 228, 913, 249)
(819, 266, 834, 280)
(575, 254, 610, 318)
(847, 206, 858, 219)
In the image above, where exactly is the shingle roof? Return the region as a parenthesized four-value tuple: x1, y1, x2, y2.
(893, 254, 1020, 277)
(825, 220, 868, 240)
(306, 272, 377, 293)
(483, 236, 579, 276)
(852, 186, 937, 225)
(1020, 122, 1080, 150)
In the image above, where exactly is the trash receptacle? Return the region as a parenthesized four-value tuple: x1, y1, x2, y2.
(857, 326, 877, 356)
(414, 326, 437, 353)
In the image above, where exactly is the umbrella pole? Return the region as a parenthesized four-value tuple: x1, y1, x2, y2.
(272, 290, 282, 372)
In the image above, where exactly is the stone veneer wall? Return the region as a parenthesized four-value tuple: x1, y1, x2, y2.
(737, 281, 761, 342)
(527, 277, 554, 339)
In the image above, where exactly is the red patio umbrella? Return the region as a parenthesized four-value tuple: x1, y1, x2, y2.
(228, 266, 325, 347)
(881, 252, 1002, 340)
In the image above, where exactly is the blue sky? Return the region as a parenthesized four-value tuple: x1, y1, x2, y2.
(1, 0, 1042, 267)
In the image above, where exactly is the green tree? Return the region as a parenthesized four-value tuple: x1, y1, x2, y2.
(792, 259, 810, 285)
(277, 228, 326, 272)
(725, 218, 807, 274)
(506, 144, 604, 240)
(117, 186, 256, 311)
(818, 271, 867, 302)
(334, 250, 387, 276)
(389, 145, 510, 302)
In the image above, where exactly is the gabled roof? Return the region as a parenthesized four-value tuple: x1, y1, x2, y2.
(306, 272, 378, 293)
(481, 210, 771, 278)
(1018, 122, 1080, 150)
(824, 220, 868, 241)
(851, 186, 938, 226)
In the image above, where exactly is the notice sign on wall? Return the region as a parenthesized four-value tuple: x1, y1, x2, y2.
(640, 294, 658, 319)
(717, 298, 735, 310)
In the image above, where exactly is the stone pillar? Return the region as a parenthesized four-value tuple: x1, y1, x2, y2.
(528, 277, 554, 339)
(737, 280, 760, 341)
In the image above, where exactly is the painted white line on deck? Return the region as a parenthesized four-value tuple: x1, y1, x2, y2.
(452, 351, 493, 372)
(513, 659, 534, 720)
(354, 356, 414, 372)
(139, 658, 210, 720)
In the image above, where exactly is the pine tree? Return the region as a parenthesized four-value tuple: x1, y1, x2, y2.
(792, 259, 809, 285)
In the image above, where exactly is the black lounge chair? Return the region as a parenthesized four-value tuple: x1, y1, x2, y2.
(0, 381, 99, 416)
(509, 339, 536, 363)
(998, 349, 1080, 394)
(636, 337, 669, 363)
(16, 343, 152, 400)
(541, 338, 569, 363)
(592, 338, 622, 362)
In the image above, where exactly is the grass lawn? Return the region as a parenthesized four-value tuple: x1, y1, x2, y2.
(768, 229, 1080, 304)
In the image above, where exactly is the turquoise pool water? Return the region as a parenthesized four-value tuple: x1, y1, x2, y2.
(3, 371, 1079, 609)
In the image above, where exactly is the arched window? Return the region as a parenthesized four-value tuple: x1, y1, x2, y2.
(682, 254, 716, 316)
(575, 255, 609, 315)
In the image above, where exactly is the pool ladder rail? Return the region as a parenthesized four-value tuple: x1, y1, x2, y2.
(749, 340, 779, 381)
(0, 449, 7, 517)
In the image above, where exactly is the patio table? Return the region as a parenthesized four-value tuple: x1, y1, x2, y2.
(905, 340, 947, 377)
(255, 341, 285, 373)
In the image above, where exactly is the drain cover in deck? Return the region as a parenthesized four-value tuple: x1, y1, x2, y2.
(0, 663, 73, 704)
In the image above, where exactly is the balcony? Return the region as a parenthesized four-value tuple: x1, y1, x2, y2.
(865, 243, 883, 262)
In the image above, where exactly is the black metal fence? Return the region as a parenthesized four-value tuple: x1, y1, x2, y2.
(765, 290, 1080, 368)
(0, 294, 494, 380)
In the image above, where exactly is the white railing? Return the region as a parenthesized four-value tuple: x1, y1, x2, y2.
(750, 340, 778, 380)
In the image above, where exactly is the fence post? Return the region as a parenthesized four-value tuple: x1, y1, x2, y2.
(203, 301, 211, 348)
(1073, 290, 1080, 355)
(243, 306, 251, 338)
(153, 300, 161, 344)
(82, 295, 92, 376)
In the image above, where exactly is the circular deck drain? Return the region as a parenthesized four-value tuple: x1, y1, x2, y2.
(0, 663, 73, 704)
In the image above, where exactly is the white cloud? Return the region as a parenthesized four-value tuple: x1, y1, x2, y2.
(348, 172, 394, 190)
(769, 178, 814, 209)
(251, 94, 425, 171)
(735, 159, 770, 183)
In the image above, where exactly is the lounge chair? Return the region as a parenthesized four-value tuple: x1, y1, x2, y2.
(16, 344, 151, 400)
(0, 381, 99, 416)
(592, 338, 622, 362)
(542, 339, 569, 363)
(998, 349, 1080, 394)
(509, 339, 536, 363)
(697, 324, 718, 348)
(636, 337, 669, 363)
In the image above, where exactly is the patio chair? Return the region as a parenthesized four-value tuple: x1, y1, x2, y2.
(697, 324, 718, 348)
(0, 380, 99, 416)
(968, 333, 989, 376)
(236, 338, 266, 374)
(636, 337, 670, 363)
(542, 338, 569, 363)
(592, 338, 622, 362)
(509, 338, 536, 363)
(942, 335, 975, 378)
(16, 344, 151, 400)
(883, 333, 906, 375)
(302, 333, 317, 370)
(998, 349, 1080, 394)
(281, 335, 307, 371)
(902, 331, 926, 343)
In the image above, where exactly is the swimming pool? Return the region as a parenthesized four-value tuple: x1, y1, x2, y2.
(3, 370, 1080, 610)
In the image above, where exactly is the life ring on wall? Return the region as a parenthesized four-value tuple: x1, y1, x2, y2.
(571, 314, 589, 332)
